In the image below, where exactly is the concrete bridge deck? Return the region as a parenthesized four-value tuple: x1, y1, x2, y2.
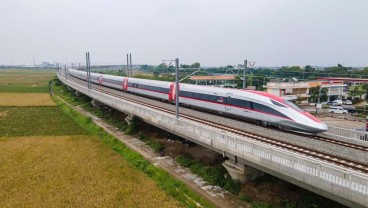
(58, 71, 368, 208)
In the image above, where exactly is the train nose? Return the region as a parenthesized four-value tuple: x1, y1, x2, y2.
(317, 122, 328, 132)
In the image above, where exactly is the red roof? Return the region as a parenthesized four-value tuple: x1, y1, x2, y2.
(318, 77, 368, 82)
(190, 75, 236, 81)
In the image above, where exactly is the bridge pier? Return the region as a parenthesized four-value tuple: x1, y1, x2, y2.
(74, 91, 82, 97)
(125, 113, 135, 126)
(222, 160, 264, 184)
(91, 99, 104, 108)
(67, 86, 73, 91)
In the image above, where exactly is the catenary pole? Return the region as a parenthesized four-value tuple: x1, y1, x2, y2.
(126, 54, 129, 76)
(243, 60, 247, 90)
(129, 53, 132, 77)
(175, 58, 179, 122)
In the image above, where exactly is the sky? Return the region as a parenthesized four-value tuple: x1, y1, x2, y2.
(0, 0, 367, 67)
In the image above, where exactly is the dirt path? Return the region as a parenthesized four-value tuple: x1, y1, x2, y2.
(56, 96, 250, 208)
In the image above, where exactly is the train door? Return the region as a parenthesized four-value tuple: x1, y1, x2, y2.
(123, 78, 128, 91)
(98, 75, 103, 85)
(225, 93, 232, 110)
(169, 83, 175, 102)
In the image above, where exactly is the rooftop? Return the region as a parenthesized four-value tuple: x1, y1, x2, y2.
(317, 77, 368, 82)
(189, 75, 236, 81)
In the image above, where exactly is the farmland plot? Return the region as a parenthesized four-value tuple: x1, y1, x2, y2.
(0, 69, 55, 93)
(0, 70, 210, 208)
(0, 106, 89, 136)
(0, 136, 183, 208)
(0, 93, 55, 106)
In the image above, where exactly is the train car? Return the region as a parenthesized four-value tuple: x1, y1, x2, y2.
(127, 78, 172, 101)
(178, 84, 327, 133)
(90, 72, 103, 85)
(66, 69, 328, 133)
(101, 74, 126, 90)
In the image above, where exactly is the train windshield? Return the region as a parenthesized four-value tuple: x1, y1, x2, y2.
(284, 100, 304, 112)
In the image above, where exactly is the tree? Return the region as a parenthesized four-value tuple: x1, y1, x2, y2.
(190, 62, 201, 68)
(156, 63, 167, 71)
(362, 84, 368, 102)
(352, 86, 365, 99)
(180, 64, 190, 68)
(304, 65, 315, 72)
(309, 86, 328, 103)
(280, 66, 302, 72)
(247, 73, 254, 86)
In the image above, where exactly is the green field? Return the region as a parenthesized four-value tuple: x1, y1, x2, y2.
(0, 69, 56, 93)
(0, 106, 89, 137)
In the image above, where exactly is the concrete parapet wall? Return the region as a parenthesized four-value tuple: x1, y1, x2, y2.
(58, 73, 368, 208)
(323, 126, 368, 147)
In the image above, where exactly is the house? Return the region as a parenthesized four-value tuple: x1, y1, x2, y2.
(265, 80, 348, 102)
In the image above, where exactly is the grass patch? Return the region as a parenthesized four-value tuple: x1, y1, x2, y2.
(0, 106, 89, 137)
(0, 93, 56, 106)
(138, 132, 163, 153)
(176, 155, 241, 194)
(0, 69, 55, 93)
(53, 78, 92, 106)
(52, 95, 214, 208)
(0, 136, 184, 208)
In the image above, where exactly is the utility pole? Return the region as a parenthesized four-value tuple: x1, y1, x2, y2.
(175, 58, 179, 123)
(33, 57, 36, 66)
(126, 54, 129, 76)
(162, 58, 180, 123)
(86, 52, 91, 89)
(243, 60, 247, 90)
(130, 53, 132, 77)
(65, 65, 67, 80)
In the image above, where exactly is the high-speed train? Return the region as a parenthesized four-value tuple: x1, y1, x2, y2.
(67, 69, 328, 133)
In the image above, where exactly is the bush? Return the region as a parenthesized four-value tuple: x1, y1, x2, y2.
(176, 155, 241, 194)
(321, 104, 329, 109)
(138, 132, 163, 153)
(352, 97, 363, 104)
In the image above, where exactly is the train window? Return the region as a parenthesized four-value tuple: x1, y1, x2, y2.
(179, 91, 185, 96)
(241, 100, 252, 108)
(227, 98, 252, 109)
(253, 102, 289, 119)
(209, 95, 217, 102)
(271, 100, 286, 108)
(284, 100, 303, 112)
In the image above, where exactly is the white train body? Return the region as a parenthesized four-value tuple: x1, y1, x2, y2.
(67, 69, 328, 133)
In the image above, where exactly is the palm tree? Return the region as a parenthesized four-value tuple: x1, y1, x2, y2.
(309, 86, 328, 103)
(363, 84, 368, 102)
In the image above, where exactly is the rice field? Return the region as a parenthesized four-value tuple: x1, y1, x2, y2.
(0, 106, 89, 136)
(0, 93, 56, 106)
(0, 69, 211, 207)
(0, 69, 56, 93)
(0, 136, 183, 208)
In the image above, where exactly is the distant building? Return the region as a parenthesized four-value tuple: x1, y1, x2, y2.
(189, 75, 237, 88)
(317, 77, 368, 87)
(265, 80, 349, 102)
(39, 62, 55, 68)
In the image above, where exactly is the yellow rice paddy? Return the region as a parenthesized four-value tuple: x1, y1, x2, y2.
(0, 93, 56, 106)
(0, 136, 182, 208)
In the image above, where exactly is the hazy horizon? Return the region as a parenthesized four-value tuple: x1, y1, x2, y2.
(1, 0, 367, 67)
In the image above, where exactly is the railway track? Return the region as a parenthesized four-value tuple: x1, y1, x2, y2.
(63, 76, 368, 173)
